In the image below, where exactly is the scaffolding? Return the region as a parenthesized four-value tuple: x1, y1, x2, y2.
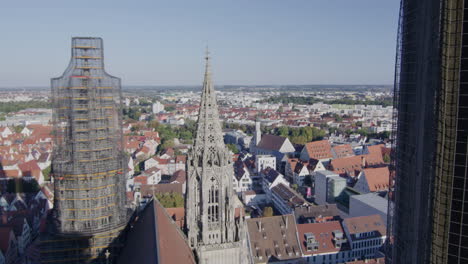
(389, 1, 443, 263)
(41, 37, 129, 264)
(431, 1, 467, 263)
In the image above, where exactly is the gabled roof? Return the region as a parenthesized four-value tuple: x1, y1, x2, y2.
(330, 155, 365, 177)
(332, 144, 354, 158)
(169, 170, 186, 184)
(18, 160, 42, 178)
(143, 167, 161, 176)
(287, 158, 299, 172)
(262, 167, 282, 184)
(362, 167, 390, 192)
(271, 183, 306, 208)
(175, 155, 186, 163)
(303, 140, 333, 160)
(307, 159, 321, 171)
(234, 160, 247, 181)
(256, 134, 288, 151)
(118, 200, 196, 264)
(161, 148, 175, 157)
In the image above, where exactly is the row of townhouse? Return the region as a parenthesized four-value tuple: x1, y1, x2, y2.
(0, 188, 52, 264)
(245, 214, 386, 264)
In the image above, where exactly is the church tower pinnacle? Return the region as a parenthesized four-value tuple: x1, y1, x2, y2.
(185, 50, 246, 264)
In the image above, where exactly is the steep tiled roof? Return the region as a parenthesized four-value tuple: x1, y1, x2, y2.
(234, 160, 247, 181)
(297, 221, 349, 255)
(165, 207, 185, 229)
(366, 144, 385, 164)
(143, 167, 161, 176)
(271, 183, 306, 208)
(362, 167, 390, 192)
(161, 148, 175, 157)
(256, 134, 287, 151)
(134, 175, 148, 186)
(175, 155, 187, 163)
(0, 169, 20, 179)
(118, 200, 196, 264)
(330, 155, 364, 177)
(262, 167, 281, 184)
(246, 215, 301, 263)
(332, 144, 354, 158)
(303, 140, 333, 160)
(307, 159, 321, 171)
(169, 170, 186, 184)
(18, 160, 41, 179)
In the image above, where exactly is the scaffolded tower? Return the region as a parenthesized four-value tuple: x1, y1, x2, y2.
(40, 37, 128, 264)
(390, 1, 468, 263)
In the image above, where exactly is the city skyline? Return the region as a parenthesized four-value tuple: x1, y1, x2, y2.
(0, 0, 399, 87)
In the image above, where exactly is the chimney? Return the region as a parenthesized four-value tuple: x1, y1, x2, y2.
(285, 216, 288, 228)
(361, 156, 366, 167)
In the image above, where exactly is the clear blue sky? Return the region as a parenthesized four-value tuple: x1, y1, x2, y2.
(0, 0, 400, 87)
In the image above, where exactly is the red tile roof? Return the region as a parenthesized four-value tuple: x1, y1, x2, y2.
(155, 201, 196, 264)
(0, 169, 20, 179)
(332, 144, 354, 158)
(362, 167, 390, 192)
(165, 207, 185, 229)
(170, 170, 186, 184)
(18, 160, 42, 179)
(297, 221, 347, 255)
(330, 155, 364, 177)
(303, 140, 333, 160)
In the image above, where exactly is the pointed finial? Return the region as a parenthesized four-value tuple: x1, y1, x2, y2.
(205, 46, 210, 61)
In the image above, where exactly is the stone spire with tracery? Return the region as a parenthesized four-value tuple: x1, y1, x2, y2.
(185, 49, 246, 264)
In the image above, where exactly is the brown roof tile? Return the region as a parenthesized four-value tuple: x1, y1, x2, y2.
(343, 214, 386, 236)
(332, 144, 354, 158)
(257, 135, 288, 151)
(303, 140, 333, 160)
(362, 167, 390, 192)
(297, 221, 348, 255)
(246, 215, 301, 263)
